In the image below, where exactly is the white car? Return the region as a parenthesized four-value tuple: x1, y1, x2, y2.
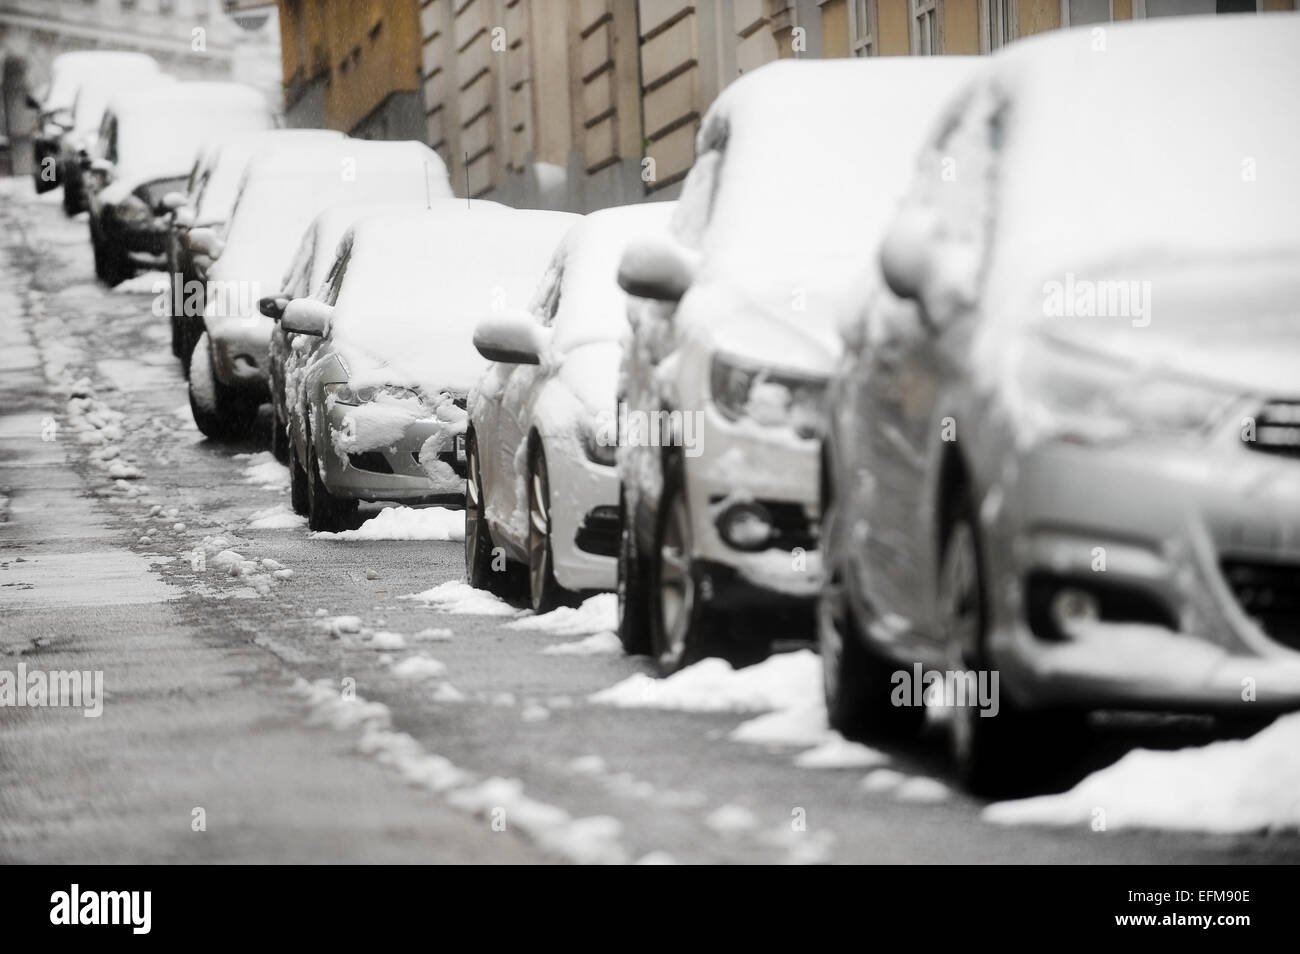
(278, 203, 577, 531)
(613, 57, 978, 672)
(468, 203, 676, 611)
(187, 138, 452, 439)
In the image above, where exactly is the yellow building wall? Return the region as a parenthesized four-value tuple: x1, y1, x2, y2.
(1262, 0, 1294, 10)
(1017, 0, 1061, 38)
(1113, 0, 1132, 19)
(878, 0, 910, 54)
(820, 0, 851, 57)
(943, 0, 980, 53)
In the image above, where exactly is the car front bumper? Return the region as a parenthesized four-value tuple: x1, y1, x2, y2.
(320, 406, 466, 505)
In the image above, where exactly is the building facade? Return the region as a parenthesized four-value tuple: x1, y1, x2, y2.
(273, 0, 1295, 211)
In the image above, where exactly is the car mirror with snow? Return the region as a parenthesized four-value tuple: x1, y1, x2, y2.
(473, 310, 547, 365)
(89, 157, 114, 176)
(173, 207, 195, 228)
(281, 299, 333, 337)
(879, 203, 935, 304)
(259, 295, 290, 321)
(186, 227, 225, 260)
(616, 234, 697, 304)
(160, 191, 189, 212)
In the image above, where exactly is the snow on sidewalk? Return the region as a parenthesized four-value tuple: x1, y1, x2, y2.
(984, 713, 1300, 833)
(400, 580, 518, 617)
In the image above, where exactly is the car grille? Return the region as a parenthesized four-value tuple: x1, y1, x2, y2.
(1245, 401, 1300, 458)
(1221, 558, 1300, 651)
(347, 452, 393, 475)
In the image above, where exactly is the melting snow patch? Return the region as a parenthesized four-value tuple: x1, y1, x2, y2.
(705, 804, 760, 837)
(793, 735, 890, 769)
(591, 649, 821, 714)
(312, 506, 464, 541)
(400, 580, 519, 617)
(111, 271, 168, 295)
(238, 452, 290, 490)
(367, 631, 407, 650)
(508, 594, 617, 636)
(541, 631, 622, 656)
(983, 713, 1300, 833)
(391, 655, 447, 680)
(248, 504, 306, 529)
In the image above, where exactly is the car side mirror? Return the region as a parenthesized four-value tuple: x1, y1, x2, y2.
(259, 295, 290, 320)
(616, 234, 698, 304)
(281, 298, 333, 337)
(88, 157, 114, 178)
(186, 227, 225, 260)
(473, 309, 548, 365)
(879, 204, 935, 303)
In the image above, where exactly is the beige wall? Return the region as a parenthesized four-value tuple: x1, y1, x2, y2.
(820, 0, 850, 56)
(878, 0, 910, 55)
(943, 0, 981, 53)
(1017, 0, 1061, 36)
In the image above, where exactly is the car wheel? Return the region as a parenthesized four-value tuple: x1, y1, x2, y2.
(616, 483, 652, 656)
(95, 222, 131, 287)
(288, 436, 309, 516)
(465, 430, 497, 588)
(527, 447, 569, 613)
(820, 572, 925, 741)
(269, 406, 289, 464)
(306, 442, 356, 533)
(188, 334, 241, 440)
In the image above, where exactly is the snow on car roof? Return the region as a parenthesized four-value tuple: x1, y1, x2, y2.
(539, 202, 677, 352)
(72, 73, 175, 134)
(210, 139, 453, 313)
(328, 202, 579, 394)
(982, 14, 1300, 313)
(192, 128, 345, 224)
(283, 199, 427, 295)
(688, 57, 980, 336)
(104, 82, 275, 193)
(46, 51, 159, 111)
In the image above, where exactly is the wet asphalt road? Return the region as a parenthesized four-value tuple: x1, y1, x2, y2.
(2, 180, 1297, 864)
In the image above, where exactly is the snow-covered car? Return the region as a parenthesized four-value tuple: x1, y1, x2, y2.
(29, 50, 159, 197)
(468, 202, 676, 611)
(58, 69, 170, 216)
(86, 82, 276, 287)
(267, 199, 418, 463)
(820, 15, 1300, 795)
(278, 203, 577, 531)
(613, 57, 978, 673)
(187, 138, 451, 439)
(166, 128, 344, 368)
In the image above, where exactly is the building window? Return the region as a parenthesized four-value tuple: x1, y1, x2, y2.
(982, 0, 1014, 50)
(1215, 0, 1257, 10)
(849, 0, 877, 56)
(912, 0, 939, 55)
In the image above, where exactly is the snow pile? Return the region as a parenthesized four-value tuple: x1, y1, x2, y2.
(984, 713, 1300, 833)
(248, 504, 305, 530)
(793, 736, 889, 770)
(590, 649, 820, 713)
(312, 506, 464, 542)
(391, 655, 448, 680)
(111, 271, 168, 295)
(329, 395, 424, 457)
(508, 594, 616, 637)
(705, 804, 760, 837)
(540, 632, 622, 656)
(860, 770, 951, 804)
(399, 580, 519, 617)
(239, 452, 290, 490)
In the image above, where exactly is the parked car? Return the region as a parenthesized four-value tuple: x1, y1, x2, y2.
(28, 50, 159, 195)
(60, 71, 172, 216)
(468, 203, 676, 611)
(187, 138, 451, 439)
(820, 15, 1300, 795)
(278, 203, 577, 531)
(268, 199, 417, 463)
(166, 128, 344, 368)
(613, 58, 978, 673)
(86, 81, 276, 287)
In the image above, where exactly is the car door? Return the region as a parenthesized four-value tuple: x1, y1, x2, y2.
(484, 261, 560, 553)
(856, 85, 1001, 653)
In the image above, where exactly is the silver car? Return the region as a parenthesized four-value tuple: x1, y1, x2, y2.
(820, 16, 1300, 794)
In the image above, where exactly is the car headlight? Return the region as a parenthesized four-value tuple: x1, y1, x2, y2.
(582, 422, 618, 466)
(709, 352, 827, 438)
(114, 192, 153, 225)
(1013, 337, 1238, 444)
(324, 383, 421, 407)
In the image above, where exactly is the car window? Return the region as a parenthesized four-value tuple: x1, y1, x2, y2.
(540, 265, 563, 328)
(670, 147, 723, 249)
(320, 243, 352, 307)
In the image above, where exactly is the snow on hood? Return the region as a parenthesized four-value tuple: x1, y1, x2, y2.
(207, 139, 452, 324)
(328, 203, 578, 395)
(102, 82, 275, 199)
(981, 15, 1300, 327)
(193, 128, 345, 226)
(72, 72, 173, 136)
(46, 51, 159, 112)
(679, 57, 979, 362)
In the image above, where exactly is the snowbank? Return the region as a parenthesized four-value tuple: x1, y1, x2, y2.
(312, 506, 464, 542)
(399, 580, 518, 617)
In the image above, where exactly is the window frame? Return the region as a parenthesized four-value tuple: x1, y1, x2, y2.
(910, 0, 941, 55)
(849, 0, 878, 57)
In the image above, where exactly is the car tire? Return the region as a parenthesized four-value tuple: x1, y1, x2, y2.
(617, 483, 652, 656)
(188, 334, 243, 441)
(465, 430, 496, 586)
(648, 461, 762, 674)
(820, 574, 926, 742)
(288, 436, 309, 516)
(269, 406, 289, 464)
(93, 220, 131, 287)
(527, 446, 569, 613)
(305, 442, 355, 533)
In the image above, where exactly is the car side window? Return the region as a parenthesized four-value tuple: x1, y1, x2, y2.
(670, 146, 723, 249)
(540, 265, 563, 328)
(320, 244, 351, 307)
